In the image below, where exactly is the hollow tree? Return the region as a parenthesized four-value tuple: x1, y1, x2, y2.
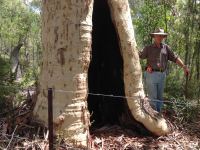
(33, 0, 170, 147)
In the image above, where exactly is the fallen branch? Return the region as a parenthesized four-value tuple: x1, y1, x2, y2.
(6, 125, 18, 149)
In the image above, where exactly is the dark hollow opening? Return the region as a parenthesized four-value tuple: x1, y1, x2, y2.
(87, 0, 126, 128)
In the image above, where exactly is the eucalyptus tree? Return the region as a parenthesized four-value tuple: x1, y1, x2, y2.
(33, 0, 171, 147)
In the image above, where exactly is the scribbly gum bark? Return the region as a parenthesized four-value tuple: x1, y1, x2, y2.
(33, 0, 93, 146)
(33, 0, 170, 147)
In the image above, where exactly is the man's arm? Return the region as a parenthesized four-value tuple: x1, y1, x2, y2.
(166, 45, 189, 76)
(139, 47, 147, 59)
(176, 58, 189, 76)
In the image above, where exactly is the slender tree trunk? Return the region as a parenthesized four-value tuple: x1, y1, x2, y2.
(183, 1, 191, 97)
(10, 42, 23, 79)
(163, 0, 168, 32)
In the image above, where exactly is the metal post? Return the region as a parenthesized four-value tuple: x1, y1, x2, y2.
(48, 88, 53, 150)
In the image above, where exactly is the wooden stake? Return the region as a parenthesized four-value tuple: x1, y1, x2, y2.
(48, 88, 53, 150)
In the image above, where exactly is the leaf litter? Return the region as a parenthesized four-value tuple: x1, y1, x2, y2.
(0, 91, 199, 150)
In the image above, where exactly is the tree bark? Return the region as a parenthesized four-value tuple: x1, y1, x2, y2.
(108, 0, 169, 136)
(33, 0, 93, 147)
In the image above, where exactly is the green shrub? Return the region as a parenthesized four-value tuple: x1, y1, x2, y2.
(164, 97, 200, 124)
(0, 57, 19, 114)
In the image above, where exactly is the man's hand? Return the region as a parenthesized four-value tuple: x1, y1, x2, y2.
(183, 65, 189, 76)
(176, 58, 189, 76)
(146, 66, 153, 73)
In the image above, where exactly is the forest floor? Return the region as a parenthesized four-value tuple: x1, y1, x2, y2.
(90, 121, 200, 150)
(0, 92, 199, 150)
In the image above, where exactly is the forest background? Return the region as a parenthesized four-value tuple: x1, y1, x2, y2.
(0, 0, 199, 123)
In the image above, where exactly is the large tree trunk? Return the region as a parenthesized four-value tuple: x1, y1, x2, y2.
(33, 0, 93, 147)
(33, 0, 170, 147)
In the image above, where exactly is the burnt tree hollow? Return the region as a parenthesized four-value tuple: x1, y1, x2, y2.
(87, 0, 126, 128)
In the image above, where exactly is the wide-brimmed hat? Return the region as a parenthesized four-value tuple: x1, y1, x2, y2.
(150, 28, 168, 37)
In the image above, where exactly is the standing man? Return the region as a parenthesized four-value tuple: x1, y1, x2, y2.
(139, 28, 189, 112)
